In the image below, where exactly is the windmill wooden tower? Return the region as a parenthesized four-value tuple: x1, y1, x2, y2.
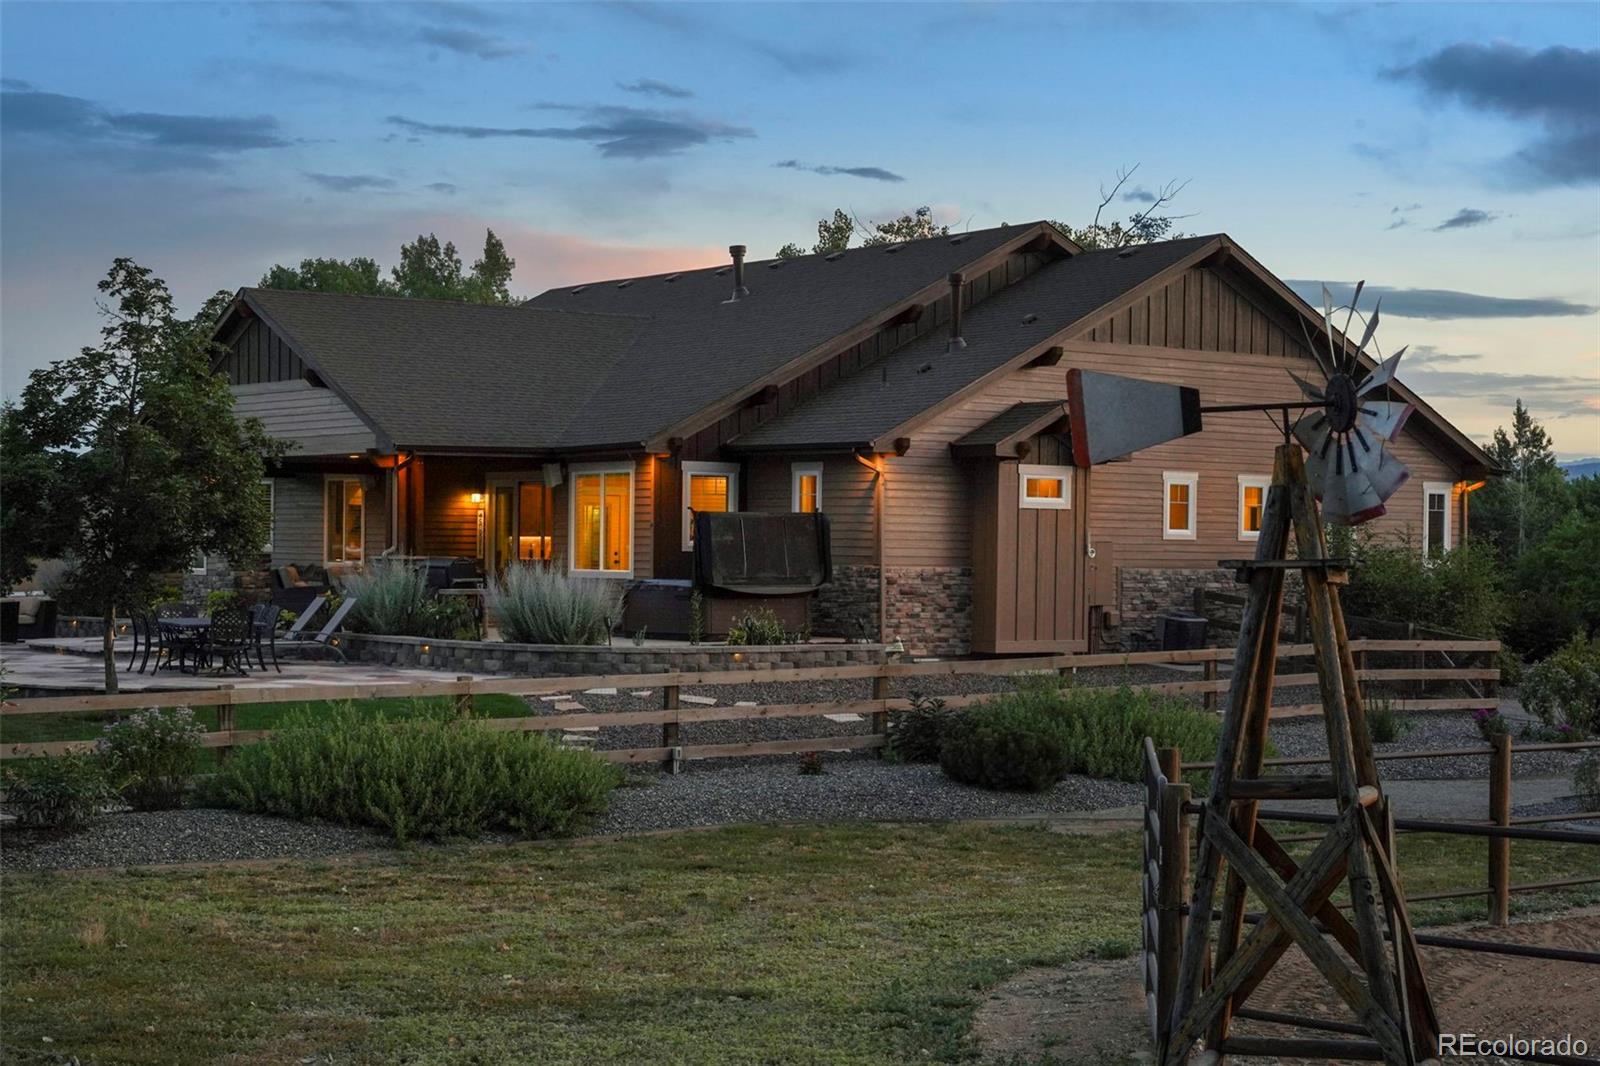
(1067, 285, 1440, 1066)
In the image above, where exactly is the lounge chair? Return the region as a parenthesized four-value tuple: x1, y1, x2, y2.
(278, 596, 357, 663)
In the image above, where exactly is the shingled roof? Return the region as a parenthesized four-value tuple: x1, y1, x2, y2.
(729, 235, 1220, 451)
(230, 222, 1042, 452)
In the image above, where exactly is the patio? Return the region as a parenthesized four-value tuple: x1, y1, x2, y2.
(1, 639, 488, 695)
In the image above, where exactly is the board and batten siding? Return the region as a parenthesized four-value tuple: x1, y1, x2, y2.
(233, 380, 376, 458)
(221, 318, 306, 386)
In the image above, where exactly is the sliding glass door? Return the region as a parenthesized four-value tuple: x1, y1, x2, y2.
(486, 475, 554, 576)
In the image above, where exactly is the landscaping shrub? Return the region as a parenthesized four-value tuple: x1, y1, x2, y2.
(1339, 532, 1504, 638)
(207, 703, 620, 842)
(1367, 699, 1408, 744)
(1473, 707, 1511, 741)
(489, 563, 622, 646)
(724, 606, 803, 645)
(1519, 636, 1600, 739)
(939, 697, 1069, 792)
(937, 679, 1222, 791)
(2, 756, 116, 831)
(1576, 752, 1600, 799)
(341, 560, 479, 640)
(97, 707, 204, 810)
(887, 693, 954, 763)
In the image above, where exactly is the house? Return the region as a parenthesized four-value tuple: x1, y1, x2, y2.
(211, 222, 1495, 655)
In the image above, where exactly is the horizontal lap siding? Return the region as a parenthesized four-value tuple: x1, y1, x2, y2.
(422, 458, 480, 559)
(1064, 343, 1465, 568)
(748, 455, 877, 567)
(633, 458, 654, 579)
(232, 380, 376, 457)
(269, 476, 323, 566)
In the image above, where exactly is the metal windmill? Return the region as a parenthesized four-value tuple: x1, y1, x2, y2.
(1065, 285, 1440, 1066)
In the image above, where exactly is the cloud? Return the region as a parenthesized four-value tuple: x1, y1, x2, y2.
(425, 181, 460, 194)
(417, 25, 526, 59)
(1383, 43, 1600, 187)
(386, 104, 754, 159)
(1406, 344, 1483, 366)
(618, 78, 693, 99)
(1121, 185, 1158, 203)
(1286, 280, 1598, 320)
(305, 172, 397, 192)
(1432, 207, 1497, 232)
(0, 77, 34, 91)
(1, 85, 289, 169)
(774, 159, 905, 183)
(610, 3, 851, 76)
(1403, 365, 1600, 420)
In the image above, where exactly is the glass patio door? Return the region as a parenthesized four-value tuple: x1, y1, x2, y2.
(486, 476, 554, 576)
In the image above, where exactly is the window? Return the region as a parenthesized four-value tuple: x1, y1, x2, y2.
(681, 461, 739, 550)
(1018, 464, 1072, 510)
(1163, 472, 1198, 540)
(1423, 482, 1451, 558)
(324, 477, 365, 564)
(571, 464, 632, 574)
(189, 551, 208, 575)
(490, 479, 555, 574)
(792, 463, 823, 513)
(1237, 475, 1269, 541)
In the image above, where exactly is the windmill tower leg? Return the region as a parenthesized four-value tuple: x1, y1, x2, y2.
(1163, 444, 1433, 1066)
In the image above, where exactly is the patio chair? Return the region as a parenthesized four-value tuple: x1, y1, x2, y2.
(125, 607, 169, 674)
(276, 595, 326, 639)
(202, 606, 253, 675)
(156, 602, 204, 672)
(246, 602, 281, 673)
(278, 596, 357, 663)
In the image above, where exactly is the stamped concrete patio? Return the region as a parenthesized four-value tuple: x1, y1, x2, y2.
(2, 638, 488, 695)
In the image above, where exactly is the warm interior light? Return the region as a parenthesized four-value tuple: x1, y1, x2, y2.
(347, 453, 361, 460)
(1461, 480, 1487, 493)
(470, 492, 484, 505)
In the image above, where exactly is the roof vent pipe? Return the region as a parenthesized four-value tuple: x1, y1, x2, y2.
(947, 272, 967, 351)
(724, 244, 749, 302)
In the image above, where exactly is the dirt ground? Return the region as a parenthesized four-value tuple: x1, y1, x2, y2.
(971, 908, 1600, 1065)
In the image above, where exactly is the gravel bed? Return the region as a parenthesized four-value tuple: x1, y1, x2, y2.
(1511, 795, 1600, 830)
(531, 663, 1219, 756)
(1268, 712, 1585, 781)
(1, 808, 388, 873)
(596, 760, 1143, 835)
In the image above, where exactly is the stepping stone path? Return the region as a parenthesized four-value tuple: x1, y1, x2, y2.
(679, 694, 717, 706)
(553, 700, 585, 711)
(629, 690, 654, 698)
(583, 687, 618, 695)
(823, 713, 865, 723)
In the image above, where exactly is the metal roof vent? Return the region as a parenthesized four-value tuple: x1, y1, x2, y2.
(664, 273, 681, 283)
(767, 259, 784, 269)
(883, 244, 903, 254)
(825, 251, 844, 261)
(570, 285, 588, 295)
(947, 272, 967, 351)
(616, 279, 634, 289)
(917, 361, 934, 373)
(714, 266, 730, 276)
(722, 244, 749, 303)
(1022, 313, 1039, 324)
(949, 234, 969, 245)
(1116, 248, 1138, 259)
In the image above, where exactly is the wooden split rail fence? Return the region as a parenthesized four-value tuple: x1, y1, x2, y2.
(3, 639, 1500, 768)
(1141, 737, 1600, 1059)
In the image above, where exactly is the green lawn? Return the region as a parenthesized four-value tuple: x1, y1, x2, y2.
(0, 695, 532, 761)
(3, 823, 1596, 1065)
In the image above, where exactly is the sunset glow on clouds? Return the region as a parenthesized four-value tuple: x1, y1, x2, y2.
(2, 2, 1595, 457)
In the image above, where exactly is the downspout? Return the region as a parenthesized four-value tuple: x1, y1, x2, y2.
(854, 450, 887, 643)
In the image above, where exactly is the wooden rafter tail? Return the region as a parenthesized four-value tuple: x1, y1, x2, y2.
(1164, 447, 1297, 1065)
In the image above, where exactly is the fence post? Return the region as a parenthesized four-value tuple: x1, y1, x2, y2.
(454, 675, 474, 718)
(1157, 774, 1191, 1050)
(1489, 733, 1512, 927)
(871, 672, 891, 757)
(216, 684, 236, 761)
(1202, 658, 1219, 713)
(662, 684, 681, 772)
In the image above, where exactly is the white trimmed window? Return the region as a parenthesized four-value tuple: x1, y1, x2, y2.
(1018, 464, 1072, 510)
(1237, 475, 1269, 541)
(1423, 482, 1451, 559)
(571, 463, 634, 575)
(324, 476, 366, 564)
(792, 462, 823, 513)
(1163, 472, 1198, 540)
(681, 460, 739, 550)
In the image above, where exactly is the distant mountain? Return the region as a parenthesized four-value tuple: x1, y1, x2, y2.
(1561, 458, 1600, 480)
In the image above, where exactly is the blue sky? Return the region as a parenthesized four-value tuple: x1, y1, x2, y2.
(3, 1, 1597, 457)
